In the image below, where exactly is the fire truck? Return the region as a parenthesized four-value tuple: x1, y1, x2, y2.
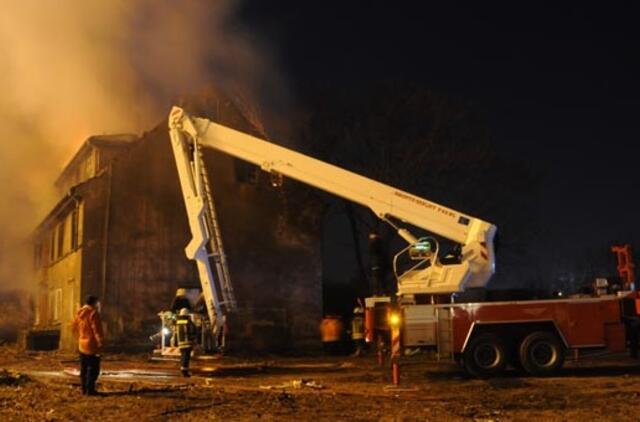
(167, 106, 639, 377)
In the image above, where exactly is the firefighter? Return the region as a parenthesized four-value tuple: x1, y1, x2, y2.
(176, 307, 197, 377)
(368, 233, 389, 295)
(171, 288, 191, 313)
(320, 315, 344, 355)
(72, 295, 104, 396)
(351, 304, 365, 356)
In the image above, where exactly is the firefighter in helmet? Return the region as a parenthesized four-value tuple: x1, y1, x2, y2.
(171, 288, 191, 314)
(176, 307, 197, 377)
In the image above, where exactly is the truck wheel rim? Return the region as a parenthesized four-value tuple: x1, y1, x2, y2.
(474, 344, 500, 369)
(531, 342, 556, 367)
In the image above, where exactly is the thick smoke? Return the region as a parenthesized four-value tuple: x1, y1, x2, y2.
(0, 0, 283, 290)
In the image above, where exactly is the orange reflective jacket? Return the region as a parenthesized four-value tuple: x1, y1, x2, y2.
(320, 317, 344, 343)
(72, 305, 104, 355)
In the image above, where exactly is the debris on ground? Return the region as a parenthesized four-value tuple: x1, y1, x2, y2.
(1, 344, 640, 420)
(302, 379, 324, 389)
(259, 379, 325, 390)
(0, 368, 31, 386)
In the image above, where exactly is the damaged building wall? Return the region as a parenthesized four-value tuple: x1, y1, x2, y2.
(103, 93, 323, 351)
(203, 147, 322, 351)
(32, 91, 323, 352)
(188, 92, 323, 351)
(31, 138, 130, 351)
(32, 199, 82, 350)
(103, 124, 199, 346)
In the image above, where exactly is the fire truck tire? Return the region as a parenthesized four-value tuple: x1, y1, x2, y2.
(518, 331, 565, 376)
(463, 334, 507, 378)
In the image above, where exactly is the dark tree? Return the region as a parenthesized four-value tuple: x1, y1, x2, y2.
(295, 82, 542, 295)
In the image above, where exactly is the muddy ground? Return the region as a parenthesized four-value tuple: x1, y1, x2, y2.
(1, 346, 640, 421)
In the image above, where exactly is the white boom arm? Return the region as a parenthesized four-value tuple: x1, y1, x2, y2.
(169, 106, 497, 297)
(169, 108, 236, 339)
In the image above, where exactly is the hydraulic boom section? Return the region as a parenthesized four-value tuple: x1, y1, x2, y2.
(168, 106, 497, 296)
(168, 109, 236, 341)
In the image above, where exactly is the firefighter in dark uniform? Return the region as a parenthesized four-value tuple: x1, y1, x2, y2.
(368, 233, 389, 295)
(171, 288, 192, 313)
(351, 304, 365, 356)
(176, 307, 197, 377)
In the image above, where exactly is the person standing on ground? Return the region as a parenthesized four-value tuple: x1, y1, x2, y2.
(351, 304, 365, 356)
(72, 295, 104, 396)
(176, 307, 197, 377)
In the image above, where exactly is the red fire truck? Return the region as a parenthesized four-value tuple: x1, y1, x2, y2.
(167, 107, 638, 377)
(366, 245, 638, 378)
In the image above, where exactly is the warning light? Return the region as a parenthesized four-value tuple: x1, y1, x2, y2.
(389, 312, 401, 327)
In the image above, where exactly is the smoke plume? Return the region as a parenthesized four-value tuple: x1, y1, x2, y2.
(0, 0, 284, 290)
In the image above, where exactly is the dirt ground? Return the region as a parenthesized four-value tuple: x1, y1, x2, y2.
(1, 346, 640, 421)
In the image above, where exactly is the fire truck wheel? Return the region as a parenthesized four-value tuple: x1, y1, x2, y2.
(518, 331, 565, 376)
(463, 334, 507, 378)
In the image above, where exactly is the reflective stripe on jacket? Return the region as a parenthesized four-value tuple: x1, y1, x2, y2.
(351, 315, 364, 340)
(176, 316, 196, 349)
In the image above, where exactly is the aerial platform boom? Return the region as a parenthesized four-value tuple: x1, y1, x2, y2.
(168, 109, 236, 341)
(168, 106, 496, 301)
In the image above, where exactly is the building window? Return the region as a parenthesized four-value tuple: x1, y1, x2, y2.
(78, 201, 84, 247)
(49, 230, 56, 262)
(71, 207, 80, 250)
(57, 220, 65, 259)
(49, 288, 62, 323)
(62, 213, 72, 256)
(35, 292, 47, 326)
(84, 150, 96, 179)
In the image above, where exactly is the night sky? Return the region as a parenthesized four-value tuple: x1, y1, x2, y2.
(236, 2, 640, 286)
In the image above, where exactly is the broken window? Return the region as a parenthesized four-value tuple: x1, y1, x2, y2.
(233, 159, 259, 185)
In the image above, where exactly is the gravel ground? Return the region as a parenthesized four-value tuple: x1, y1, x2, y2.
(1, 346, 640, 421)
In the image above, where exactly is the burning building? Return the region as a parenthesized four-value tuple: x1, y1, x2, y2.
(29, 92, 322, 352)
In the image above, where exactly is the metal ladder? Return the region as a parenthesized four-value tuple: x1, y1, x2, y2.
(169, 110, 237, 351)
(194, 141, 237, 314)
